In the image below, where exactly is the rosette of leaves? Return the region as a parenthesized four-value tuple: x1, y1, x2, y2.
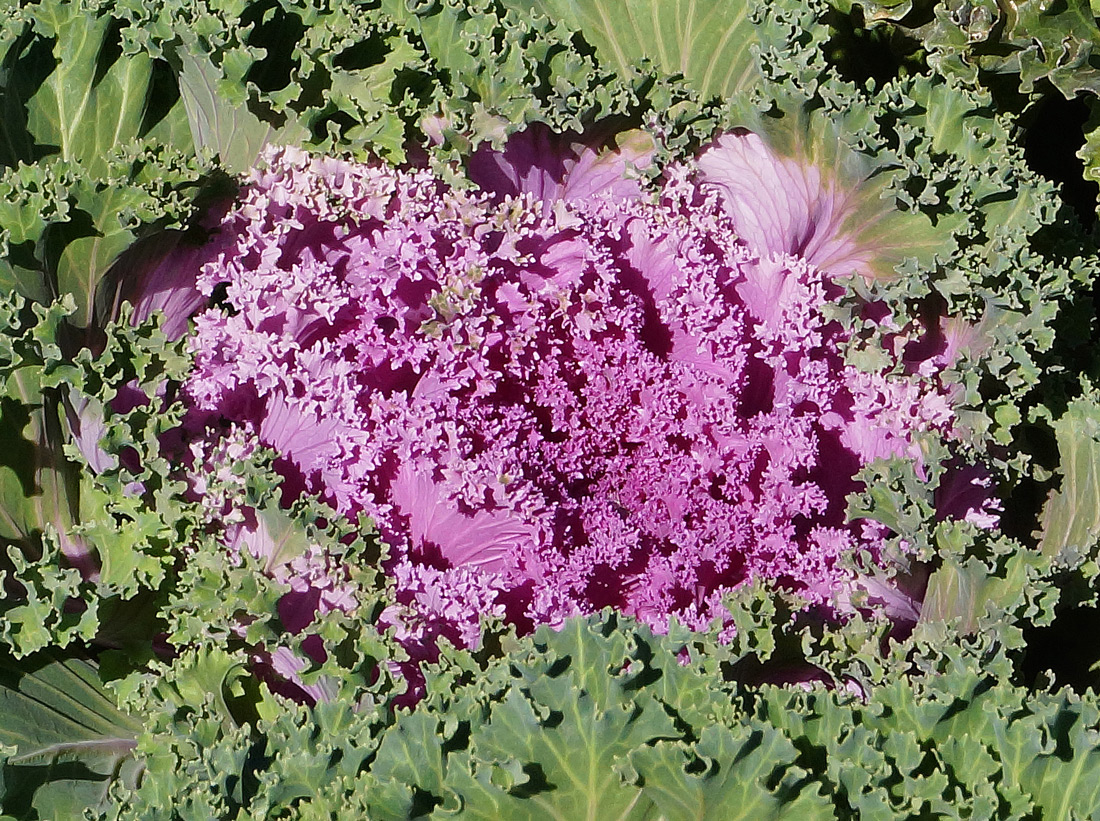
(487, 3, 1100, 731)
(141, 9, 1100, 821)
(2, 0, 1100, 815)
(123, 0, 1100, 714)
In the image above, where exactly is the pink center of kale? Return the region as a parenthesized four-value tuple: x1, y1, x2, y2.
(180, 135, 956, 648)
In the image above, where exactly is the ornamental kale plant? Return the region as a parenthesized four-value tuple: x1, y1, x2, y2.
(167, 125, 991, 667)
(8, 0, 1100, 817)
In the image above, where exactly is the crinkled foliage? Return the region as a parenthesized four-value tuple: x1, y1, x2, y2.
(96, 610, 1100, 820)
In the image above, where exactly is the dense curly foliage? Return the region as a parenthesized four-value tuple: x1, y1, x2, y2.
(93, 611, 1100, 820)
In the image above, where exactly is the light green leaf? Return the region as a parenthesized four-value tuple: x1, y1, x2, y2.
(362, 711, 453, 820)
(23, 1, 153, 176)
(920, 526, 1048, 634)
(0, 368, 87, 560)
(519, 0, 761, 99)
(53, 178, 153, 330)
(254, 506, 314, 574)
(177, 50, 307, 174)
(1022, 697, 1100, 820)
(0, 649, 142, 820)
(851, 0, 1100, 96)
(73, 478, 172, 597)
(632, 725, 831, 821)
(447, 687, 672, 820)
(0, 2, 203, 322)
(1037, 395, 1100, 563)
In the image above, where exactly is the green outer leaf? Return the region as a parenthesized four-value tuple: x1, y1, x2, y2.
(851, 0, 1100, 97)
(1021, 698, 1100, 820)
(54, 178, 144, 330)
(97, 607, 1100, 819)
(23, 1, 154, 176)
(0, 654, 140, 754)
(1082, 95, 1100, 221)
(631, 725, 832, 820)
(362, 711, 452, 820)
(177, 51, 307, 174)
(0, 353, 87, 559)
(920, 524, 1050, 635)
(0, 147, 203, 328)
(446, 687, 672, 819)
(0, 0, 203, 324)
(932, 682, 1100, 819)
(0, 649, 142, 820)
(519, 0, 760, 99)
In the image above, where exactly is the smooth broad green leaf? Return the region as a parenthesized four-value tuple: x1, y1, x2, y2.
(0, 6, 40, 169)
(1021, 697, 1100, 820)
(1037, 394, 1100, 563)
(0, 649, 142, 821)
(253, 506, 314, 574)
(919, 556, 1002, 633)
(362, 711, 453, 820)
(518, 0, 760, 99)
(0, 396, 43, 546)
(177, 50, 307, 174)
